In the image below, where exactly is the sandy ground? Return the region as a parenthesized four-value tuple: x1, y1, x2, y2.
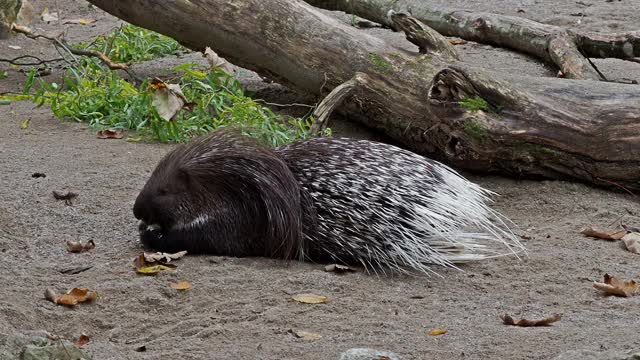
(1, 1, 640, 359)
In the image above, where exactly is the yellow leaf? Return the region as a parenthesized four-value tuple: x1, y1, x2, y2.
(78, 18, 96, 25)
(292, 293, 329, 304)
(170, 281, 192, 290)
(428, 329, 448, 336)
(126, 136, 142, 142)
(136, 264, 175, 275)
(290, 330, 322, 341)
(20, 118, 30, 129)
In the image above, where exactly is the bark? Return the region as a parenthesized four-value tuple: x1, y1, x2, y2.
(85, 0, 640, 191)
(306, 0, 640, 80)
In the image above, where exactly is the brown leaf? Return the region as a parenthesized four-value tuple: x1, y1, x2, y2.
(501, 313, 561, 327)
(622, 233, 640, 254)
(203, 47, 235, 74)
(324, 264, 356, 273)
(96, 129, 124, 139)
(66, 240, 96, 253)
(148, 78, 190, 121)
(427, 329, 448, 336)
(292, 293, 329, 304)
(593, 273, 638, 297)
(52, 191, 78, 206)
(44, 287, 97, 306)
(449, 39, 467, 45)
(74, 334, 90, 347)
(580, 227, 626, 240)
(63, 18, 97, 25)
(169, 281, 192, 290)
(622, 224, 640, 233)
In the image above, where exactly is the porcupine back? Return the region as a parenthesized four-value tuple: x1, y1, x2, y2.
(276, 137, 524, 275)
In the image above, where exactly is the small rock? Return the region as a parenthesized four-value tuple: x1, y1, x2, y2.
(339, 348, 402, 360)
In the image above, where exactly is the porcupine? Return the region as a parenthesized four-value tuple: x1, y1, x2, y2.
(133, 130, 524, 275)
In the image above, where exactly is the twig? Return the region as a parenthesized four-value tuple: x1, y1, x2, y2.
(10, 24, 133, 72)
(254, 99, 314, 108)
(0, 55, 65, 66)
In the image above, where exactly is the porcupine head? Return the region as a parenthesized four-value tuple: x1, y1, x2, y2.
(132, 131, 307, 259)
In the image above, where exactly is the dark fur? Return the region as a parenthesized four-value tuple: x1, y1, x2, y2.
(133, 130, 308, 259)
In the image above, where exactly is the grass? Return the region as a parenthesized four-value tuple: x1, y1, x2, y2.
(368, 53, 393, 73)
(76, 24, 184, 63)
(458, 96, 492, 112)
(19, 25, 323, 146)
(463, 120, 487, 143)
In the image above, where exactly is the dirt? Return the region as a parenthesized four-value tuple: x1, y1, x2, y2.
(1, 1, 639, 359)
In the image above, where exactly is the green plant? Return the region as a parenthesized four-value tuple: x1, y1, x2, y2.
(458, 96, 492, 112)
(368, 53, 393, 73)
(463, 120, 487, 143)
(76, 24, 183, 63)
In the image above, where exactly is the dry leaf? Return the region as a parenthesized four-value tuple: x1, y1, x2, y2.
(580, 227, 626, 241)
(593, 273, 638, 297)
(289, 329, 322, 341)
(622, 224, 640, 233)
(324, 264, 356, 273)
(622, 233, 640, 254)
(449, 39, 467, 45)
(45, 287, 97, 306)
(427, 329, 448, 336)
(144, 250, 187, 263)
(20, 118, 30, 129)
(96, 129, 124, 139)
(148, 78, 191, 121)
(203, 47, 234, 74)
(501, 313, 561, 327)
(66, 240, 95, 253)
(292, 293, 329, 304)
(170, 281, 192, 290)
(74, 334, 90, 347)
(133, 254, 177, 275)
(64, 18, 97, 25)
(52, 190, 78, 205)
(41, 8, 58, 22)
(8, 45, 21, 50)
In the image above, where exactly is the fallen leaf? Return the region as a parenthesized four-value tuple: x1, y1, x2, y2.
(427, 329, 448, 336)
(289, 329, 322, 341)
(44, 287, 97, 306)
(203, 47, 235, 74)
(148, 78, 191, 121)
(580, 227, 626, 241)
(593, 273, 638, 297)
(96, 129, 124, 139)
(292, 293, 329, 304)
(20, 118, 30, 129)
(324, 264, 356, 273)
(133, 254, 177, 275)
(31, 172, 46, 178)
(8, 45, 21, 50)
(41, 8, 58, 22)
(449, 39, 467, 45)
(144, 250, 187, 263)
(501, 313, 561, 327)
(63, 18, 97, 25)
(126, 136, 142, 142)
(169, 281, 192, 290)
(52, 190, 78, 205)
(622, 233, 640, 254)
(74, 334, 90, 347)
(66, 240, 96, 253)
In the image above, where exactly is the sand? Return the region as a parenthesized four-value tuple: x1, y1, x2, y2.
(1, 0, 639, 359)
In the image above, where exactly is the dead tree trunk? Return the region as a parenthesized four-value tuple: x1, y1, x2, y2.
(85, 0, 640, 191)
